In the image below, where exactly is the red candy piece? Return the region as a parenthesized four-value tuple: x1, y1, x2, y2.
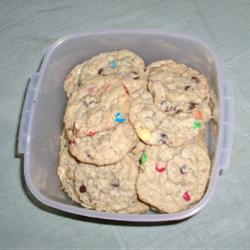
(183, 191, 191, 201)
(88, 86, 98, 93)
(69, 138, 76, 145)
(87, 131, 96, 137)
(64, 130, 67, 138)
(155, 163, 167, 173)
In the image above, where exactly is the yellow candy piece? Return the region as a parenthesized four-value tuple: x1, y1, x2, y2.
(138, 128, 151, 141)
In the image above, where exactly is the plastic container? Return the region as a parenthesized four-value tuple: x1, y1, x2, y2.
(18, 31, 234, 222)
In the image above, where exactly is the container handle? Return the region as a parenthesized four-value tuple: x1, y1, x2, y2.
(219, 80, 234, 174)
(18, 73, 40, 154)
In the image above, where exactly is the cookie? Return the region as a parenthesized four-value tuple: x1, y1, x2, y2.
(136, 142, 211, 213)
(68, 122, 138, 165)
(74, 153, 149, 213)
(78, 49, 147, 94)
(64, 76, 130, 137)
(129, 89, 206, 146)
(147, 60, 212, 119)
(64, 64, 83, 98)
(57, 132, 80, 203)
(79, 49, 146, 83)
(63, 50, 146, 99)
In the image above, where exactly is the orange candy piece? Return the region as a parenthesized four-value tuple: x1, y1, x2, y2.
(195, 111, 202, 120)
(103, 83, 111, 92)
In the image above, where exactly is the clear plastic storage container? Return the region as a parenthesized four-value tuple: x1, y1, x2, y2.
(18, 31, 234, 222)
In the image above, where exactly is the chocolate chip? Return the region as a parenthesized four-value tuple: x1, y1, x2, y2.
(161, 100, 172, 112)
(131, 71, 140, 80)
(111, 179, 120, 187)
(189, 102, 198, 110)
(185, 85, 191, 91)
(123, 85, 130, 95)
(191, 76, 200, 83)
(83, 97, 96, 107)
(83, 100, 95, 107)
(83, 100, 89, 107)
(175, 109, 182, 114)
(86, 151, 94, 159)
(160, 133, 168, 143)
(180, 164, 188, 174)
(79, 184, 87, 193)
(87, 154, 93, 159)
(98, 68, 104, 75)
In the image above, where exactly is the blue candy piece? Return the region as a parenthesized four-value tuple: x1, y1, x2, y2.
(110, 59, 118, 69)
(114, 112, 125, 123)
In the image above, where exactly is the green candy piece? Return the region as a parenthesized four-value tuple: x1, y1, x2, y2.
(194, 120, 201, 129)
(139, 153, 148, 164)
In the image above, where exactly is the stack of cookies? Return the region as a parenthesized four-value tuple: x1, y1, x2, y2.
(58, 50, 216, 214)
